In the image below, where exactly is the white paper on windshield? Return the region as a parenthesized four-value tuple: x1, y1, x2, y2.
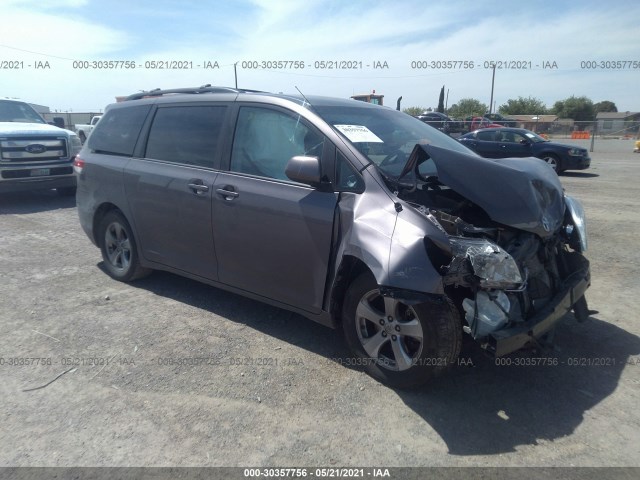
(334, 125, 383, 143)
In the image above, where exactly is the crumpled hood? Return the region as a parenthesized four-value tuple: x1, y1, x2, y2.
(421, 144, 566, 238)
(0, 122, 73, 136)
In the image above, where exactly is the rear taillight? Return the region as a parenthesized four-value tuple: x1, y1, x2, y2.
(73, 156, 85, 174)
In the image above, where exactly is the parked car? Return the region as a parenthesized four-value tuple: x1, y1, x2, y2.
(416, 112, 462, 134)
(484, 113, 517, 127)
(76, 86, 591, 387)
(458, 127, 591, 173)
(74, 115, 102, 144)
(0, 98, 81, 195)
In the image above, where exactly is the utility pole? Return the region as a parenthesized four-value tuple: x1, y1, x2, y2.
(489, 64, 496, 114)
(234, 63, 238, 89)
(590, 108, 598, 152)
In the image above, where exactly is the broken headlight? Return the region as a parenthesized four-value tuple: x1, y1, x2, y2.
(449, 237, 523, 289)
(565, 195, 587, 252)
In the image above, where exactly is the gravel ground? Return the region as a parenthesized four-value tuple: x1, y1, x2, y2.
(0, 140, 639, 469)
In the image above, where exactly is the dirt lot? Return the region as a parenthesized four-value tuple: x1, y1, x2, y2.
(1, 139, 639, 469)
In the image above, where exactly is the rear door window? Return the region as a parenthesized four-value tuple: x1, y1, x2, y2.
(145, 106, 227, 168)
(88, 105, 151, 156)
(477, 131, 496, 141)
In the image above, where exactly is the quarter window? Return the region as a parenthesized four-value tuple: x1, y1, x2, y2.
(335, 152, 364, 192)
(230, 107, 324, 180)
(89, 105, 151, 156)
(145, 106, 227, 168)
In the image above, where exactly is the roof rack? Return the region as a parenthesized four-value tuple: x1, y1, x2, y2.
(124, 85, 264, 101)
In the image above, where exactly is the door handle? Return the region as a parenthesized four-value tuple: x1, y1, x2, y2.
(188, 181, 209, 195)
(216, 187, 239, 201)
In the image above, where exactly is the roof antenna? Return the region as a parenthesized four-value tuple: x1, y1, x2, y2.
(295, 86, 312, 109)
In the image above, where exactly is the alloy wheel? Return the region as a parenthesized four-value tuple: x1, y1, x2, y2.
(355, 290, 424, 371)
(104, 221, 132, 272)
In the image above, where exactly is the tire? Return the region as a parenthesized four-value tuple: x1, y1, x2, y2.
(342, 273, 461, 388)
(78, 131, 87, 144)
(98, 210, 151, 282)
(56, 186, 76, 196)
(539, 153, 563, 173)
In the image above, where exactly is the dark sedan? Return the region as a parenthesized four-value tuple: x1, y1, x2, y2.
(458, 127, 591, 173)
(416, 112, 462, 134)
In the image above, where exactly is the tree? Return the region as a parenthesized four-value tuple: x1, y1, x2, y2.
(403, 106, 426, 116)
(551, 96, 595, 121)
(499, 96, 547, 115)
(437, 86, 445, 113)
(594, 100, 618, 113)
(447, 98, 487, 119)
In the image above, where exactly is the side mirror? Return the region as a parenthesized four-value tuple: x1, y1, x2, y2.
(285, 155, 322, 187)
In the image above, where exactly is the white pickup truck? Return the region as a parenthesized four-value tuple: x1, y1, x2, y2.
(75, 115, 102, 144)
(0, 99, 81, 195)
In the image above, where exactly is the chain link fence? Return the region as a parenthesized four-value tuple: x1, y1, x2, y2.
(544, 120, 640, 140)
(504, 119, 640, 153)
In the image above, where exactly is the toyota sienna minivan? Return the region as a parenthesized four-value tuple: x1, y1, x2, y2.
(76, 86, 591, 387)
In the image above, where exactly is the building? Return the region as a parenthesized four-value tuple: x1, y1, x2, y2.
(595, 112, 640, 136)
(504, 114, 558, 133)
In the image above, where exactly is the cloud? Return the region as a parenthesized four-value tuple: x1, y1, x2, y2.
(0, 2, 129, 59)
(0, 0, 89, 8)
(1, 0, 639, 111)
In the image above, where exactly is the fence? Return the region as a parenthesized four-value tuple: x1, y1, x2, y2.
(539, 120, 640, 140)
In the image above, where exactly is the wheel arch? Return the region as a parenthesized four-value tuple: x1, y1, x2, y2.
(329, 255, 374, 326)
(92, 202, 125, 247)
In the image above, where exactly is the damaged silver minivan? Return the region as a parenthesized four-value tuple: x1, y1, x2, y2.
(76, 86, 591, 387)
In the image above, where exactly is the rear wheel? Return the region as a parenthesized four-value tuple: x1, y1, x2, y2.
(98, 211, 151, 282)
(342, 273, 461, 388)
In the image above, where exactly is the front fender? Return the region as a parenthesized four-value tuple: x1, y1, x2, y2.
(332, 189, 445, 295)
(387, 206, 446, 294)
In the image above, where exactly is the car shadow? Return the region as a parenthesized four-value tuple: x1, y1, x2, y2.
(560, 172, 599, 178)
(104, 268, 346, 357)
(0, 190, 76, 214)
(119, 269, 640, 456)
(396, 314, 640, 455)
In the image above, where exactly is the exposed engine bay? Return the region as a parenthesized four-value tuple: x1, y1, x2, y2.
(388, 144, 590, 353)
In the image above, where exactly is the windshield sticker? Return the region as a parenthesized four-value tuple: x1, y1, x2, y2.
(334, 125, 384, 143)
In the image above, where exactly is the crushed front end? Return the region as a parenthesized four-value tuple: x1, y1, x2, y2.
(435, 203, 590, 356)
(399, 145, 591, 356)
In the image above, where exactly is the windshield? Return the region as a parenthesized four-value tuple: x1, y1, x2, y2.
(314, 105, 476, 178)
(524, 131, 549, 143)
(0, 100, 46, 124)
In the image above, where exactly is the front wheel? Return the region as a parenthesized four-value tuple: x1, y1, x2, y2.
(342, 273, 461, 388)
(540, 153, 563, 173)
(98, 210, 151, 282)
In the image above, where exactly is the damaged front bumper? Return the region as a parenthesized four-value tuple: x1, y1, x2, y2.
(487, 254, 590, 357)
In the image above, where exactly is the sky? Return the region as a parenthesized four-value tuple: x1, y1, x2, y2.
(1, 0, 639, 113)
